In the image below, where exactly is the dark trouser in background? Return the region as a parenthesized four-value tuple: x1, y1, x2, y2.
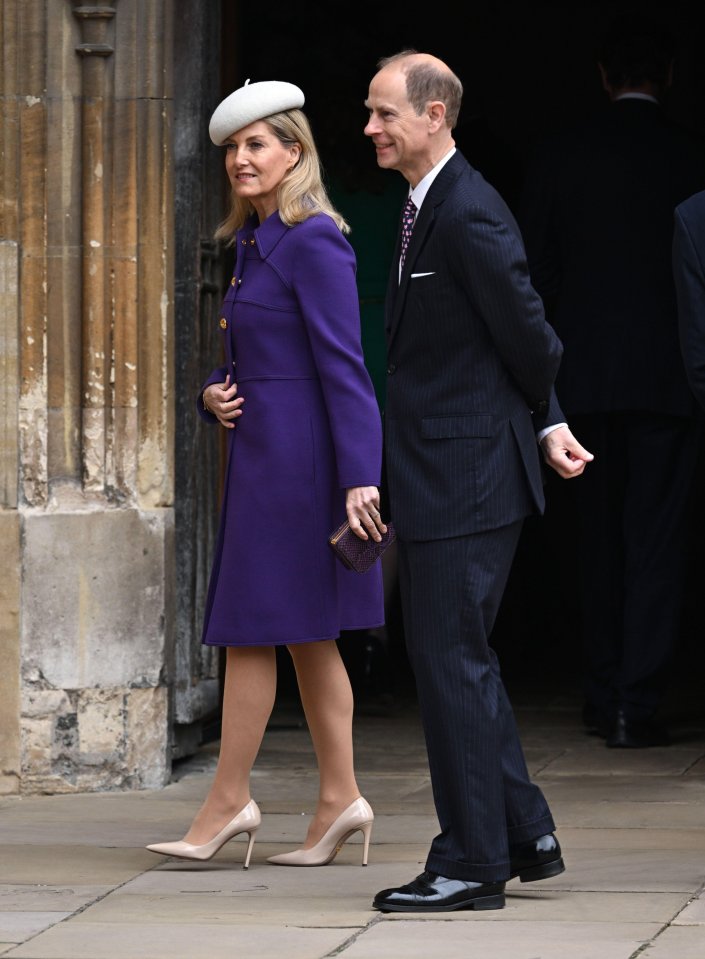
(568, 411, 701, 725)
(397, 521, 555, 883)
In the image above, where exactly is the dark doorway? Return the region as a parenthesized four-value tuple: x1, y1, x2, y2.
(211, 0, 705, 714)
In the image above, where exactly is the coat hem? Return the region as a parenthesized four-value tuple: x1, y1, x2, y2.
(202, 619, 385, 648)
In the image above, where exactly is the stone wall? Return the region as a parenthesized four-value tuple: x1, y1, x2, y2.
(0, 0, 185, 794)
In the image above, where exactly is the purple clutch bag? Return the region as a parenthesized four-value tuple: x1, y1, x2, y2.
(328, 520, 396, 573)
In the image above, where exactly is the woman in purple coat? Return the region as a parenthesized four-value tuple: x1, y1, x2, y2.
(146, 81, 386, 868)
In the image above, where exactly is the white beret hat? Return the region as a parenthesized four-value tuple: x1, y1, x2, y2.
(209, 79, 305, 145)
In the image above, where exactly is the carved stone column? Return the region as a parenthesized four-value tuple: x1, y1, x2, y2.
(0, 0, 176, 794)
(73, 2, 115, 490)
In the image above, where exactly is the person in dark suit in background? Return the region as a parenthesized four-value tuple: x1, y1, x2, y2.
(674, 190, 705, 413)
(363, 49, 593, 914)
(519, 15, 705, 748)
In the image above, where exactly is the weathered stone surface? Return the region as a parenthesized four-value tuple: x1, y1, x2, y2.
(0, 510, 21, 795)
(0, 243, 19, 508)
(22, 508, 171, 689)
(1, 0, 221, 794)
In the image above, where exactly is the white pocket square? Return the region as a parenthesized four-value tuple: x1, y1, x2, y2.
(410, 272, 435, 278)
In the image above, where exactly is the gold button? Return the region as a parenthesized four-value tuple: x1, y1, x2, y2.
(241, 239, 246, 245)
(249, 238, 255, 245)
(219, 318, 227, 329)
(230, 277, 236, 286)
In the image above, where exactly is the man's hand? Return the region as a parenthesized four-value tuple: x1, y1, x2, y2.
(540, 425, 594, 478)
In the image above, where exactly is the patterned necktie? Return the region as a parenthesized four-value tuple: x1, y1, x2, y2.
(399, 196, 417, 270)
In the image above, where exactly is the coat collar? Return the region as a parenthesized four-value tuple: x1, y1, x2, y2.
(236, 210, 290, 259)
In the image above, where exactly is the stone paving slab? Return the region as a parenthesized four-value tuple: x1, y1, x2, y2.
(553, 827, 705, 850)
(94, 876, 689, 926)
(0, 885, 110, 912)
(538, 746, 705, 777)
(341, 918, 663, 959)
(546, 800, 705, 829)
(537, 777, 705, 802)
(673, 889, 705, 924)
(117, 860, 385, 897)
(640, 925, 705, 958)
(5, 921, 355, 959)
(0, 912, 71, 943)
(539, 847, 704, 893)
(71, 891, 374, 927)
(0, 846, 157, 885)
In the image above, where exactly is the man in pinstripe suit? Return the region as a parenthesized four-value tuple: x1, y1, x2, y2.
(364, 51, 593, 912)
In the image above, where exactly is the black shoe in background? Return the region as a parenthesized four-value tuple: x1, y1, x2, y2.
(606, 709, 671, 748)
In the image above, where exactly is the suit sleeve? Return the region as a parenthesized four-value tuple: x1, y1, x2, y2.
(291, 218, 383, 488)
(449, 203, 563, 411)
(532, 387, 566, 435)
(673, 206, 705, 412)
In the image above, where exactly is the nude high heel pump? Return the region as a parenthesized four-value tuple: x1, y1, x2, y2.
(266, 797, 373, 867)
(146, 799, 261, 868)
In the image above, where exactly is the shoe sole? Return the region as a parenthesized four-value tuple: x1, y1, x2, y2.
(374, 893, 505, 913)
(511, 857, 565, 883)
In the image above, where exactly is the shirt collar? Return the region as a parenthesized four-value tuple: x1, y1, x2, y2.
(409, 147, 457, 210)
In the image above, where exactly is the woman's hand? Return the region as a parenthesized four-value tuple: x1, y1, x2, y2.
(346, 486, 387, 541)
(203, 374, 244, 429)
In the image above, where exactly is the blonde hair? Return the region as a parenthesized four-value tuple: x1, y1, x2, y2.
(214, 109, 349, 243)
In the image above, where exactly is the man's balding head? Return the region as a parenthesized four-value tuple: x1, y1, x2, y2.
(376, 50, 463, 129)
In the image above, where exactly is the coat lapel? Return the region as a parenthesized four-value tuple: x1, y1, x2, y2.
(386, 152, 464, 348)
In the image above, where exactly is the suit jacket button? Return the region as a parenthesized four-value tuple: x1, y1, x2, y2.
(387, 364, 397, 374)
(536, 400, 548, 412)
(219, 318, 227, 329)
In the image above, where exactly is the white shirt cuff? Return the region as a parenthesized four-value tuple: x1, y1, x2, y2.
(537, 422, 567, 443)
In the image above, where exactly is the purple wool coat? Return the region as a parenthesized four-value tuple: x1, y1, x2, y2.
(197, 210, 385, 647)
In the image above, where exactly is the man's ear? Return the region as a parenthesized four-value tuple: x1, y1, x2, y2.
(427, 100, 446, 132)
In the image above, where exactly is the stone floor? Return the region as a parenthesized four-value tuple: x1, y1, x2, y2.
(1, 670, 705, 959)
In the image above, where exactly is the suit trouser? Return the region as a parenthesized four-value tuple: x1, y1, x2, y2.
(397, 522, 555, 882)
(568, 412, 701, 723)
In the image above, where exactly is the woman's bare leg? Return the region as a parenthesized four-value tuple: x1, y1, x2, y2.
(182, 645, 276, 844)
(287, 640, 362, 848)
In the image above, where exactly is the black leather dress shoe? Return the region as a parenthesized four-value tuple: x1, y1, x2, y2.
(606, 710, 670, 748)
(509, 833, 565, 882)
(373, 871, 505, 913)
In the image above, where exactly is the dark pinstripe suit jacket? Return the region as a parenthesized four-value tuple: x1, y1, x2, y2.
(384, 150, 564, 542)
(673, 189, 705, 414)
